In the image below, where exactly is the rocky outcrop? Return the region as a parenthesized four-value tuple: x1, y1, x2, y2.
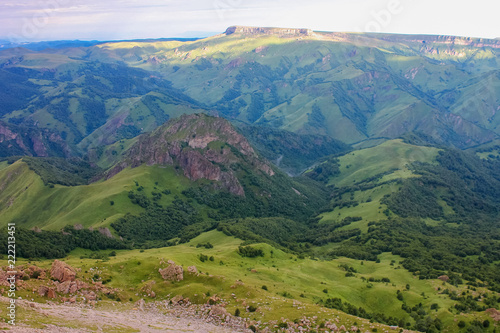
(0, 121, 71, 158)
(98, 227, 114, 238)
(225, 26, 313, 37)
(50, 260, 76, 283)
(107, 114, 275, 196)
(38, 286, 49, 297)
(55, 280, 88, 294)
(187, 266, 198, 275)
(438, 275, 449, 282)
(159, 261, 184, 281)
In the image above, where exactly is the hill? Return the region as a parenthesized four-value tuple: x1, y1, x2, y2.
(0, 26, 499, 156)
(0, 114, 328, 238)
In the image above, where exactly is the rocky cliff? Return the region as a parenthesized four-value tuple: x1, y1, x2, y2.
(225, 26, 313, 36)
(107, 114, 275, 196)
(0, 121, 71, 158)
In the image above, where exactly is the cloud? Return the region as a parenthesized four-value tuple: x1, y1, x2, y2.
(0, 0, 498, 41)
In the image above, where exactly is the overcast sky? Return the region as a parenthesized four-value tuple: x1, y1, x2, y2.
(1, 0, 498, 42)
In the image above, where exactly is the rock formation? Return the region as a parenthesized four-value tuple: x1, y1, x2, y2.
(159, 261, 184, 281)
(107, 114, 275, 196)
(50, 260, 76, 282)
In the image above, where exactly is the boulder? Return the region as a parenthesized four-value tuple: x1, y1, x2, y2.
(209, 305, 228, 317)
(171, 295, 184, 304)
(159, 262, 183, 281)
(438, 275, 450, 282)
(38, 286, 49, 297)
(87, 291, 97, 301)
(50, 260, 76, 282)
(56, 281, 72, 294)
(47, 288, 57, 299)
(187, 266, 198, 275)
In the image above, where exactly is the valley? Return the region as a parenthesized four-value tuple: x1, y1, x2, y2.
(0, 25, 499, 332)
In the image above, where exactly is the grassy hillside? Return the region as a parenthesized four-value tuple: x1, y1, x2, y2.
(0, 160, 190, 230)
(3, 230, 498, 332)
(308, 140, 440, 229)
(328, 139, 440, 187)
(1, 28, 499, 155)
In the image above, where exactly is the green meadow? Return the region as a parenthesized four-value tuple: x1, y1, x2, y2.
(5, 230, 496, 331)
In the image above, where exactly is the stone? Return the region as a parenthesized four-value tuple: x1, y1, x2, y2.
(159, 262, 183, 281)
(38, 286, 49, 297)
(187, 266, 198, 275)
(50, 260, 76, 282)
(209, 306, 228, 317)
(47, 288, 56, 299)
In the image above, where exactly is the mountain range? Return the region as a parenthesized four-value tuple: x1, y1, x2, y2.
(0, 26, 499, 332)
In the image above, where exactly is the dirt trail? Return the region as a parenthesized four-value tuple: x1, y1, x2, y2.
(0, 297, 248, 332)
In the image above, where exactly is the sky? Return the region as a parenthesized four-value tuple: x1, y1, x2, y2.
(1, 0, 498, 42)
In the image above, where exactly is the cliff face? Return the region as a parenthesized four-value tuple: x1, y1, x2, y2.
(0, 121, 71, 158)
(225, 26, 313, 37)
(108, 114, 275, 196)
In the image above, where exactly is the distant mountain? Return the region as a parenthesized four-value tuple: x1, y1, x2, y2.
(0, 121, 70, 157)
(0, 26, 498, 154)
(0, 38, 202, 51)
(0, 114, 327, 230)
(82, 26, 500, 148)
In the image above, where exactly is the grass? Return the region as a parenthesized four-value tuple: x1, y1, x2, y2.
(0, 161, 192, 230)
(317, 140, 441, 227)
(319, 183, 400, 230)
(329, 139, 440, 187)
(3, 230, 496, 332)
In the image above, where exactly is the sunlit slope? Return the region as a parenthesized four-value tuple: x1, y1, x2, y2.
(89, 29, 500, 147)
(317, 140, 441, 227)
(0, 160, 190, 230)
(1, 29, 499, 149)
(6, 230, 495, 331)
(330, 139, 440, 187)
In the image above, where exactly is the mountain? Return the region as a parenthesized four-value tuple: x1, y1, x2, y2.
(0, 26, 498, 158)
(83, 26, 500, 148)
(0, 53, 208, 153)
(105, 113, 276, 196)
(1, 27, 500, 332)
(0, 120, 70, 157)
(0, 114, 327, 232)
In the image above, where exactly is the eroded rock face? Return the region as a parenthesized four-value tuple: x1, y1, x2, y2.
(50, 260, 76, 283)
(0, 121, 71, 157)
(159, 261, 184, 281)
(225, 26, 313, 37)
(107, 114, 275, 196)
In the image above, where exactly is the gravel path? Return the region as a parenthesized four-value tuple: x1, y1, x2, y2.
(0, 297, 249, 333)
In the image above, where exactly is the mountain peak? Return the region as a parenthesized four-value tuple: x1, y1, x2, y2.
(225, 26, 313, 36)
(107, 113, 275, 196)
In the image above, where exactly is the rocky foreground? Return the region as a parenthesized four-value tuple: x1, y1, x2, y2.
(0, 296, 249, 332)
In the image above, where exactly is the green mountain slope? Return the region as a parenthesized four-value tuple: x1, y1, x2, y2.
(0, 114, 327, 233)
(1, 27, 499, 155)
(0, 57, 207, 153)
(85, 27, 500, 147)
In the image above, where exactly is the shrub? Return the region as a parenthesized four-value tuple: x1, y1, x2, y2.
(238, 245, 264, 258)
